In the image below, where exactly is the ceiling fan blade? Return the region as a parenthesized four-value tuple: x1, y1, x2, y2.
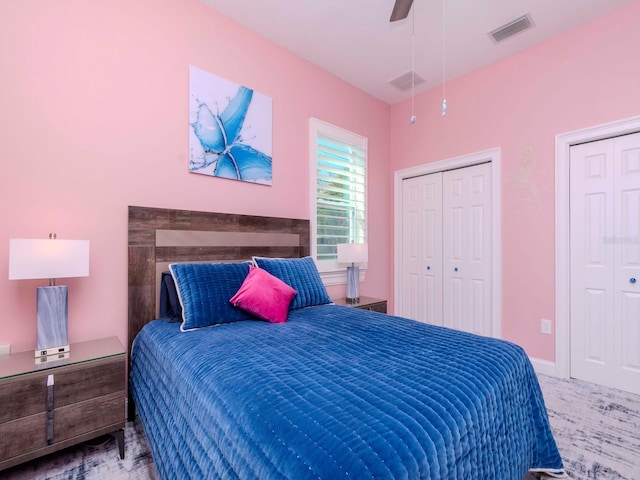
(390, 0, 414, 22)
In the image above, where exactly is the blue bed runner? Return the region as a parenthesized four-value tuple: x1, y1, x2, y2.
(130, 305, 565, 479)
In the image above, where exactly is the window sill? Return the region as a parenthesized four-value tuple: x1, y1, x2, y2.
(320, 268, 367, 286)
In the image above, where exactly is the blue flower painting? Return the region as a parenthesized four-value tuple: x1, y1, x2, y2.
(189, 66, 272, 185)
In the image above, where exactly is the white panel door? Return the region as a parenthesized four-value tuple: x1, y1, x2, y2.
(570, 132, 640, 394)
(401, 173, 443, 325)
(570, 140, 615, 386)
(442, 163, 492, 335)
(401, 163, 492, 337)
(613, 133, 640, 394)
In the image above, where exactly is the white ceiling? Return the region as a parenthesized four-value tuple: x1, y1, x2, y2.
(197, 0, 634, 105)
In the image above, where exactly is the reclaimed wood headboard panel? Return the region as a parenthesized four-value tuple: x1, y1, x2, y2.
(127, 205, 310, 353)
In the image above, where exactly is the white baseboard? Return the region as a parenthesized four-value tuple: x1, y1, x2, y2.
(529, 357, 557, 376)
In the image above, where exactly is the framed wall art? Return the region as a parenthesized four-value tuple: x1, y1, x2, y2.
(189, 65, 272, 185)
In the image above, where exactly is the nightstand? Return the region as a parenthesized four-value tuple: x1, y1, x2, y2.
(334, 296, 387, 314)
(0, 336, 126, 471)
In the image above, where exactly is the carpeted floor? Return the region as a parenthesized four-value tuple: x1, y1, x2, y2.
(1, 418, 158, 480)
(534, 374, 640, 480)
(2, 374, 638, 479)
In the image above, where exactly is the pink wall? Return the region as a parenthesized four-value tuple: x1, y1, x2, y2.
(389, 1, 640, 360)
(2, 0, 638, 361)
(0, 0, 390, 353)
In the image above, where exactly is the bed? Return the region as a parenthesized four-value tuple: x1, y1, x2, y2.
(127, 206, 565, 479)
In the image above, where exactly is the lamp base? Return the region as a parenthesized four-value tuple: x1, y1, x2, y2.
(36, 351, 70, 366)
(346, 265, 360, 304)
(35, 285, 70, 358)
(36, 345, 70, 358)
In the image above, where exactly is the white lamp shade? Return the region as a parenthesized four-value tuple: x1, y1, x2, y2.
(9, 239, 90, 280)
(337, 243, 368, 264)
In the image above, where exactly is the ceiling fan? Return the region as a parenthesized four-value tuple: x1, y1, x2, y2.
(390, 0, 413, 22)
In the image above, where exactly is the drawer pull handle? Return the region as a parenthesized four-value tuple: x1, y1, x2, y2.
(631, 277, 637, 284)
(46, 375, 54, 445)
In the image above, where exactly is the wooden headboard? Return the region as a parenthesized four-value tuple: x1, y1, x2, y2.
(127, 205, 310, 353)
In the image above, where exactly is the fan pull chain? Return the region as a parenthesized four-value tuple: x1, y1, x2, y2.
(410, 6, 417, 124)
(441, 0, 447, 116)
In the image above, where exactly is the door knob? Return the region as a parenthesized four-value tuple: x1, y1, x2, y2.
(631, 278, 637, 284)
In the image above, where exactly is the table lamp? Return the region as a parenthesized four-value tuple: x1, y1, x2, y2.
(9, 234, 90, 357)
(337, 243, 368, 304)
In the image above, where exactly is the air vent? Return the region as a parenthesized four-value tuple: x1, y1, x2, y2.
(389, 71, 425, 92)
(489, 13, 533, 43)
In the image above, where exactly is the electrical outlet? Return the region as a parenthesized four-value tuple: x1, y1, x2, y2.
(540, 319, 552, 335)
(0, 344, 10, 356)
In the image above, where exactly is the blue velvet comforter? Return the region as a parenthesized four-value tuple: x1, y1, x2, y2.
(130, 305, 565, 479)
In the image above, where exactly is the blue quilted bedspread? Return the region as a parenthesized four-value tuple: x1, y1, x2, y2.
(130, 305, 564, 479)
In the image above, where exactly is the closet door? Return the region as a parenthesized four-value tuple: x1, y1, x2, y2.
(569, 139, 615, 387)
(615, 133, 640, 394)
(401, 173, 443, 326)
(400, 163, 492, 337)
(570, 132, 640, 394)
(442, 163, 492, 335)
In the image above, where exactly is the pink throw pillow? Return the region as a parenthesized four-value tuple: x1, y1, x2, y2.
(229, 265, 297, 323)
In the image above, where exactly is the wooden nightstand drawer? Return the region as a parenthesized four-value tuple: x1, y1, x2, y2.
(0, 413, 48, 459)
(0, 376, 47, 423)
(56, 392, 124, 443)
(55, 359, 125, 408)
(361, 301, 387, 313)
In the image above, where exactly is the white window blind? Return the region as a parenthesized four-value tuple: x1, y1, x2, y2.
(310, 119, 367, 278)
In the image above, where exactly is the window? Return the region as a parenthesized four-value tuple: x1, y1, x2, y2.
(309, 118, 367, 283)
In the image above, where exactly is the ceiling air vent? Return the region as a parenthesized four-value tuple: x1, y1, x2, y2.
(389, 71, 426, 92)
(489, 13, 533, 43)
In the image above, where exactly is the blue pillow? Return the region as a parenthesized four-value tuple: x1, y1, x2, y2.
(169, 262, 253, 331)
(159, 271, 182, 322)
(252, 256, 332, 310)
